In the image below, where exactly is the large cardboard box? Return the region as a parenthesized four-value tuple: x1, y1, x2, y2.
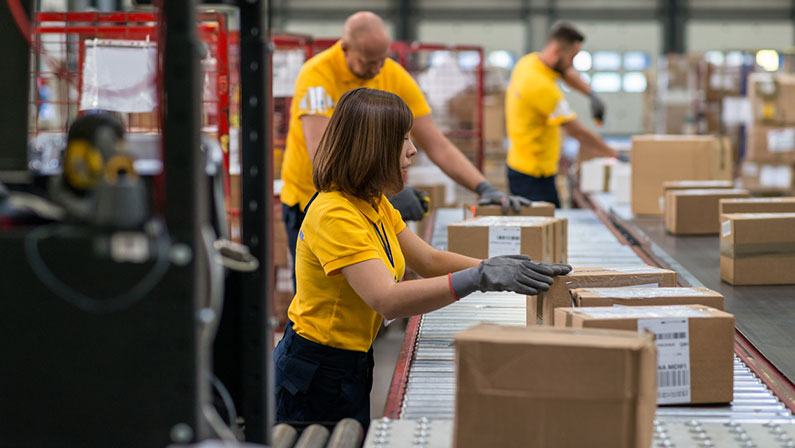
(531, 266, 678, 326)
(466, 202, 555, 217)
(556, 305, 735, 405)
(720, 197, 795, 215)
(630, 135, 732, 216)
(739, 161, 795, 194)
(569, 287, 724, 315)
(664, 189, 750, 235)
(747, 72, 795, 125)
(746, 124, 795, 163)
(454, 324, 656, 448)
(448, 216, 558, 263)
(720, 213, 795, 285)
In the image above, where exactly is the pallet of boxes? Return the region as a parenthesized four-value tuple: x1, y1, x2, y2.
(742, 73, 795, 196)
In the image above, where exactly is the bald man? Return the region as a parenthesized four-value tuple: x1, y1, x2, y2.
(280, 12, 528, 284)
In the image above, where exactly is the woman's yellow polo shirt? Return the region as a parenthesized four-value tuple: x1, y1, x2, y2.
(288, 190, 406, 352)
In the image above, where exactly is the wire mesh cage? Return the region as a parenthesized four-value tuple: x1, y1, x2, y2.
(30, 11, 230, 175)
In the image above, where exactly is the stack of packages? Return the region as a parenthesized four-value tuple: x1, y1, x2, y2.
(630, 135, 733, 216)
(453, 267, 737, 447)
(743, 73, 795, 195)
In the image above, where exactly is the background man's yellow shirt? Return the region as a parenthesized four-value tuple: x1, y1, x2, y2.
(288, 191, 406, 352)
(280, 42, 432, 210)
(505, 53, 577, 178)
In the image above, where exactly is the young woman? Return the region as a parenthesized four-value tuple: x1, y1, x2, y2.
(273, 87, 571, 429)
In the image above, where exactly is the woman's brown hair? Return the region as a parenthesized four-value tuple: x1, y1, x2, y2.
(313, 87, 413, 205)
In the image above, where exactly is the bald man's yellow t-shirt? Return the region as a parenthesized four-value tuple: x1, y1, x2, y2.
(280, 41, 432, 210)
(506, 53, 577, 178)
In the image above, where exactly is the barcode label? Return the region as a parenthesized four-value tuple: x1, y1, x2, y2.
(638, 318, 692, 404)
(488, 226, 521, 258)
(658, 369, 690, 388)
(656, 332, 687, 340)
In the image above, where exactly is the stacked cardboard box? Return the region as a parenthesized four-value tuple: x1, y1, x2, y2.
(555, 305, 735, 405)
(631, 135, 732, 216)
(745, 73, 795, 195)
(747, 72, 795, 126)
(739, 161, 794, 194)
(720, 197, 795, 215)
(447, 216, 565, 263)
(530, 266, 678, 326)
(569, 287, 724, 313)
(720, 213, 795, 285)
(454, 324, 656, 448)
(664, 189, 750, 235)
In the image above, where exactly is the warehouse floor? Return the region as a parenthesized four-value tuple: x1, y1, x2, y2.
(370, 319, 407, 418)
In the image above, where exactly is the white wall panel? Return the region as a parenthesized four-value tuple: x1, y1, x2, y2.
(686, 21, 794, 52)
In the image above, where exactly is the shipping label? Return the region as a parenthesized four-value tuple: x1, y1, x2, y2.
(488, 226, 521, 258)
(767, 128, 795, 153)
(638, 318, 692, 404)
(722, 220, 731, 238)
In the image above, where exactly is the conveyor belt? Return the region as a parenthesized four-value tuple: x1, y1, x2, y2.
(373, 207, 795, 447)
(590, 192, 795, 386)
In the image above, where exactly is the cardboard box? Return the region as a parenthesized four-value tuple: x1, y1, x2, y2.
(739, 161, 795, 193)
(531, 266, 678, 326)
(664, 189, 750, 235)
(412, 183, 447, 210)
(720, 213, 795, 285)
(454, 324, 656, 448)
(448, 216, 557, 263)
(568, 287, 724, 316)
(746, 124, 795, 163)
(466, 202, 555, 217)
(747, 72, 795, 125)
(272, 265, 295, 326)
(630, 135, 732, 216)
(660, 179, 735, 214)
(720, 197, 795, 215)
(579, 157, 614, 193)
(556, 305, 735, 405)
(483, 92, 506, 144)
(609, 162, 632, 204)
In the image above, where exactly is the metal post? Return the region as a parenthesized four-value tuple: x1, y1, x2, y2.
(396, 0, 414, 41)
(238, 0, 273, 442)
(662, 0, 685, 54)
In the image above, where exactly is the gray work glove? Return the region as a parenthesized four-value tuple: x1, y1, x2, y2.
(589, 90, 606, 124)
(476, 181, 530, 214)
(450, 254, 572, 299)
(389, 185, 430, 221)
(616, 152, 630, 163)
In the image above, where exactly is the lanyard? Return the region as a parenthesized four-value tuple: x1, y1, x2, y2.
(372, 222, 394, 269)
(306, 191, 394, 270)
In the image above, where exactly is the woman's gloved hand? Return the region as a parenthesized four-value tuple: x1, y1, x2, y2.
(450, 255, 572, 299)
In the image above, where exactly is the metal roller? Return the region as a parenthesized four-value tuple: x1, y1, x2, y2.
(293, 424, 329, 448)
(272, 423, 298, 448)
(326, 418, 364, 448)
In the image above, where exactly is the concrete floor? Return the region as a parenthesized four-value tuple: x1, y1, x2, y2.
(370, 318, 408, 418)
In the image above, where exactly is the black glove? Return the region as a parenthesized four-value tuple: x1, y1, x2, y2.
(616, 152, 630, 163)
(389, 185, 430, 221)
(589, 91, 606, 124)
(475, 181, 530, 214)
(449, 255, 572, 299)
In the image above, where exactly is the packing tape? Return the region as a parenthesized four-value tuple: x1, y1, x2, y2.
(720, 240, 795, 258)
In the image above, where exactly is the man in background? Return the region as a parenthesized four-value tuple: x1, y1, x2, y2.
(506, 22, 621, 207)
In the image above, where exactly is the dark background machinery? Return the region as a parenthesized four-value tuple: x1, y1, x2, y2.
(0, 0, 274, 446)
